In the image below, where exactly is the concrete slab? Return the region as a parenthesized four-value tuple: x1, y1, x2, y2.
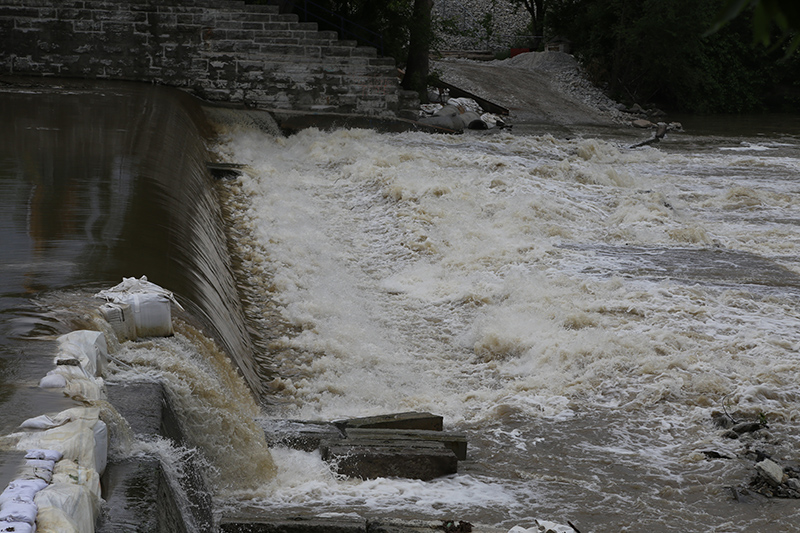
(337, 412, 444, 432)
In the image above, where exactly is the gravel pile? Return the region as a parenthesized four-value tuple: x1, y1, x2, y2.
(504, 51, 630, 123)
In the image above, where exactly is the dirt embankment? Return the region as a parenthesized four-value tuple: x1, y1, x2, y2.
(433, 52, 629, 128)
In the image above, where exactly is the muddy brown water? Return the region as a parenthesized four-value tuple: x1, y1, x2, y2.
(2, 77, 800, 531)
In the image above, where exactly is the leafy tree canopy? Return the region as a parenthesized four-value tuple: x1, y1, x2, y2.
(708, 0, 800, 52)
(547, 0, 800, 113)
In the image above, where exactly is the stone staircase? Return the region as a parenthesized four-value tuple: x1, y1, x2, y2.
(0, 0, 419, 117)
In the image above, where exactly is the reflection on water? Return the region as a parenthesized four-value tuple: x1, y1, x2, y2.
(0, 81, 268, 496)
(0, 80, 264, 399)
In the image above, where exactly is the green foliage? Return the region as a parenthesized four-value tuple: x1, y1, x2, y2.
(708, 0, 800, 53)
(547, 0, 800, 113)
(329, 0, 414, 64)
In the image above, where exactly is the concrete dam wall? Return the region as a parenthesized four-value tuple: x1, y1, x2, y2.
(0, 0, 415, 116)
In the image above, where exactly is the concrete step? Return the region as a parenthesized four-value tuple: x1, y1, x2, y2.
(274, 13, 299, 23)
(243, 3, 281, 14)
(351, 46, 377, 58)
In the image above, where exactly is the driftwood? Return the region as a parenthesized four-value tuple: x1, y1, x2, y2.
(630, 122, 669, 148)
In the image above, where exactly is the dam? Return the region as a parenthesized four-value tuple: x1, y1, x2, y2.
(3, 4, 800, 530)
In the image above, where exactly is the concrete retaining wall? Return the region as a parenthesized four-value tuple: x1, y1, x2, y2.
(0, 0, 409, 116)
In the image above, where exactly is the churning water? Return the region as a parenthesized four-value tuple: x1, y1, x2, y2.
(2, 80, 800, 532)
(213, 120, 800, 531)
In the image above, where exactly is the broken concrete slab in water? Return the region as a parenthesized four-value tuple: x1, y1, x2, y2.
(264, 412, 466, 481)
(336, 412, 445, 431)
(322, 438, 459, 481)
(345, 428, 467, 461)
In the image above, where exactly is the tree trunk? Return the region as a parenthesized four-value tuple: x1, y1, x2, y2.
(521, 0, 545, 48)
(402, 0, 434, 102)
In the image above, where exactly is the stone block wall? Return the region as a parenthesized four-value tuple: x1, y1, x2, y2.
(0, 0, 406, 116)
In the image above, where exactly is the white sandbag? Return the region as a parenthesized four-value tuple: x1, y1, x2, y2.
(38, 373, 67, 389)
(20, 414, 62, 431)
(35, 482, 98, 533)
(14, 408, 108, 475)
(63, 375, 105, 402)
(19, 458, 54, 483)
(0, 522, 34, 533)
(38, 365, 106, 402)
(99, 302, 137, 341)
(95, 275, 183, 310)
(20, 407, 91, 431)
(45, 365, 92, 382)
(92, 420, 107, 475)
(95, 276, 181, 337)
(52, 460, 101, 501)
(0, 500, 37, 524)
(58, 330, 108, 377)
(129, 292, 173, 337)
(25, 449, 63, 462)
(0, 479, 47, 505)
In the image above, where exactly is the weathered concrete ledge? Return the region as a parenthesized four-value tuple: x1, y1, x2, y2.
(99, 380, 212, 532)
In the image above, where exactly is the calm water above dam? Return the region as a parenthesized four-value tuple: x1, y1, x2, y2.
(2, 81, 800, 532)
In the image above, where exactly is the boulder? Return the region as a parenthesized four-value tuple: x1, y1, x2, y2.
(756, 459, 786, 486)
(632, 118, 654, 128)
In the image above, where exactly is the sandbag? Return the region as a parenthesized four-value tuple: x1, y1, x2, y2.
(35, 482, 98, 533)
(15, 408, 108, 475)
(38, 373, 67, 389)
(58, 330, 108, 377)
(35, 365, 105, 401)
(0, 522, 34, 533)
(99, 301, 136, 341)
(0, 479, 47, 505)
(25, 449, 63, 462)
(52, 460, 101, 501)
(0, 500, 37, 523)
(95, 276, 179, 337)
(18, 458, 55, 483)
(129, 292, 173, 337)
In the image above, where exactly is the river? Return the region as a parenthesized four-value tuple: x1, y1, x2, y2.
(2, 80, 800, 532)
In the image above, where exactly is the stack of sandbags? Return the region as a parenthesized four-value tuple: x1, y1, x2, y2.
(2, 410, 108, 533)
(38, 331, 108, 402)
(0, 465, 51, 533)
(1, 326, 112, 533)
